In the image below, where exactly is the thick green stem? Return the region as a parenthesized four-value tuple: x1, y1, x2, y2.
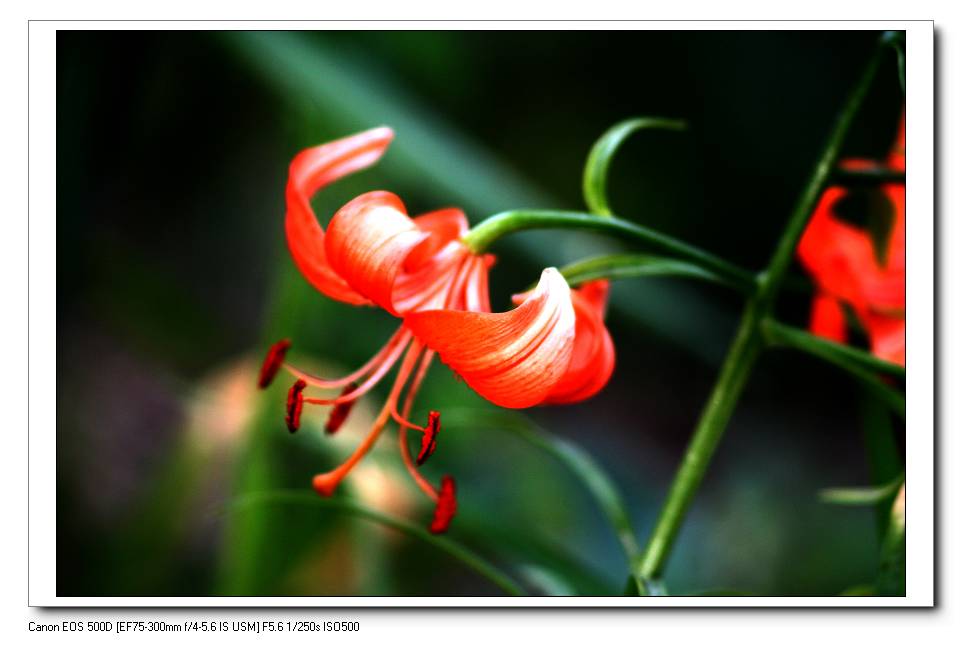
(636, 299, 764, 584)
(634, 40, 887, 585)
(756, 46, 884, 308)
(462, 210, 755, 291)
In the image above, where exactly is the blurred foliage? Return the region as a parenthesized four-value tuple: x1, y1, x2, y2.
(57, 30, 904, 597)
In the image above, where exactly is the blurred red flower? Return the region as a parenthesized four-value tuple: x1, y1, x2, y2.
(797, 113, 905, 366)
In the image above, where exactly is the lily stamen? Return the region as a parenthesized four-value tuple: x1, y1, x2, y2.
(396, 350, 441, 501)
(285, 379, 307, 433)
(257, 338, 291, 388)
(281, 327, 409, 389)
(301, 331, 413, 407)
(312, 340, 425, 497)
(325, 383, 359, 434)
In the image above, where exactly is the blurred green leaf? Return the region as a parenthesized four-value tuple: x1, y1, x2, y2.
(819, 472, 904, 506)
(444, 409, 641, 569)
(455, 509, 616, 596)
(214, 268, 347, 595)
(582, 117, 687, 217)
(517, 564, 579, 596)
(226, 490, 527, 596)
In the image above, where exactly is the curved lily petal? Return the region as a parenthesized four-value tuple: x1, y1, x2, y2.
(511, 280, 615, 405)
(798, 187, 878, 312)
(810, 293, 848, 344)
(404, 268, 576, 409)
(325, 191, 432, 316)
(865, 314, 905, 366)
(542, 280, 615, 404)
(406, 208, 470, 272)
(285, 127, 394, 305)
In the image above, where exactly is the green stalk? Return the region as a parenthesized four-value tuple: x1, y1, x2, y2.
(462, 210, 755, 291)
(761, 319, 905, 379)
(762, 320, 905, 419)
(634, 39, 887, 586)
(634, 298, 764, 587)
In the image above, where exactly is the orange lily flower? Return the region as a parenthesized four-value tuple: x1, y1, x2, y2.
(259, 127, 616, 531)
(797, 113, 905, 366)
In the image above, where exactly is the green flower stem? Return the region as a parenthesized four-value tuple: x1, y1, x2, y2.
(756, 45, 884, 309)
(761, 319, 905, 379)
(555, 253, 746, 294)
(635, 39, 888, 585)
(462, 210, 756, 291)
(228, 490, 527, 596)
(635, 298, 764, 587)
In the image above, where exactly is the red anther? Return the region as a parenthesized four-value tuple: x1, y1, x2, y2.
(325, 383, 359, 434)
(286, 379, 307, 433)
(429, 475, 457, 534)
(258, 339, 292, 388)
(416, 411, 441, 466)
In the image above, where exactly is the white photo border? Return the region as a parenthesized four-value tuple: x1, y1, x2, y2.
(28, 19, 935, 607)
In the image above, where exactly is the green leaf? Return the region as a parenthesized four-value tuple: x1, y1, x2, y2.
(455, 509, 615, 595)
(761, 319, 905, 419)
(819, 472, 904, 506)
(443, 409, 641, 569)
(517, 564, 579, 596)
(556, 253, 742, 292)
(876, 484, 906, 596)
(582, 117, 687, 217)
(225, 490, 527, 596)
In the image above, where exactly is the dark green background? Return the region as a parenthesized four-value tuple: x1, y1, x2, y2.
(56, 30, 904, 596)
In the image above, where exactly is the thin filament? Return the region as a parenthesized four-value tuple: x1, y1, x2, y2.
(394, 254, 475, 501)
(282, 327, 408, 389)
(313, 339, 425, 496)
(303, 330, 413, 406)
(396, 348, 439, 501)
